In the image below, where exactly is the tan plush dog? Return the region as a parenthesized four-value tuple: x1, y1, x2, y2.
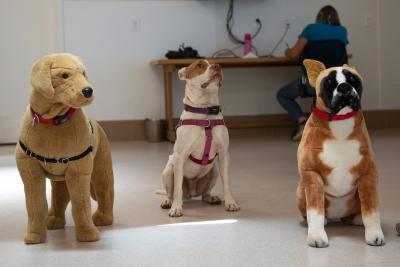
(297, 59, 384, 248)
(160, 59, 239, 217)
(16, 53, 114, 244)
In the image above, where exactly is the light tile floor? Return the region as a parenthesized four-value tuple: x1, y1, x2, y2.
(1, 129, 400, 267)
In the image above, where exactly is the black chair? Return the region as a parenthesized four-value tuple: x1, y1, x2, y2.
(299, 39, 348, 97)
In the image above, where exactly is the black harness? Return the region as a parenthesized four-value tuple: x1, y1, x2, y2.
(19, 122, 94, 164)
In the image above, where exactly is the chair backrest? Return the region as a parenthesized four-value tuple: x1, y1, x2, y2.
(299, 40, 348, 98)
(302, 39, 348, 68)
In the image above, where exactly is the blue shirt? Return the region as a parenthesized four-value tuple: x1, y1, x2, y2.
(300, 23, 349, 45)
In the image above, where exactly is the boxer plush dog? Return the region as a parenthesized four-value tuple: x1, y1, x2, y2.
(16, 53, 114, 244)
(297, 59, 384, 248)
(159, 59, 240, 217)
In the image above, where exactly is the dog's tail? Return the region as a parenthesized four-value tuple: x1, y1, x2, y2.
(154, 189, 167, 195)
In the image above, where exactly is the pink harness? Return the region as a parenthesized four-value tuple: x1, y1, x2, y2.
(176, 118, 225, 165)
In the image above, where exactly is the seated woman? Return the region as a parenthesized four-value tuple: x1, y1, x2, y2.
(277, 5, 349, 140)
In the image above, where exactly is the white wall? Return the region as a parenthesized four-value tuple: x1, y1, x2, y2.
(0, 0, 63, 143)
(64, 0, 218, 120)
(378, 0, 400, 109)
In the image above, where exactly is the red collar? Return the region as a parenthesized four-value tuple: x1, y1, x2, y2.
(30, 107, 76, 126)
(312, 106, 359, 121)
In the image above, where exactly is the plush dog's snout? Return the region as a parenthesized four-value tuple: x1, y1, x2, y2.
(82, 87, 93, 98)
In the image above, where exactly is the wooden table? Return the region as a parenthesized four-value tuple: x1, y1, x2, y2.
(151, 57, 301, 141)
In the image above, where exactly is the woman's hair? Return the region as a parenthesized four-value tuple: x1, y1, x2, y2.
(316, 5, 341, 26)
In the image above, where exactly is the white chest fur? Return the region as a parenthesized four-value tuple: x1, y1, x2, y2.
(326, 193, 354, 219)
(319, 114, 362, 198)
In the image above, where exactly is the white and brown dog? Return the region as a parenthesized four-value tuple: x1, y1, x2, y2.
(159, 59, 240, 217)
(297, 59, 384, 248)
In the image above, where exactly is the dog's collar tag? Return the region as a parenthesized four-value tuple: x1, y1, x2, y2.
(312, 106, 359, 121)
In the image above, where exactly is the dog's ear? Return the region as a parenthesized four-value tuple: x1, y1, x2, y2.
(30, 57, 55, 99)
(303, 59, 326, 88)
(178, 67, 187, 81)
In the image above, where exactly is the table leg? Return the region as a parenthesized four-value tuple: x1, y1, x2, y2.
(163, 65, 176, 142)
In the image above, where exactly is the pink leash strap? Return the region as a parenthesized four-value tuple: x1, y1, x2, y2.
(176, 119, 225, 165)
(201, 127, 213, 165)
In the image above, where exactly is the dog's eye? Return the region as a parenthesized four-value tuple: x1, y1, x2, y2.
(62, 73, 69, 79)
(326, 79, 333, 85)
(83, 71, 86, 77)
(196, 64, 203, 68)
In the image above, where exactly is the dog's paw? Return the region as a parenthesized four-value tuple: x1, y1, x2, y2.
(92, 210, 113, 226)
(202, 195, 222, 205)
(24, 231, 46, 244)
(365, 227, 385, 246)
(224, 201, 240, 212)
(307, 229, 329, 248)
(160, 199, 172, 209)
(47, 215, 66, 230)
(76, 227, 100, 242)
(168, 205, 183, 217)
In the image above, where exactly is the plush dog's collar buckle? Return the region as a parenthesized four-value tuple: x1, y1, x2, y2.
(312, 106, 359, 121)
(57, 158, 69, 164)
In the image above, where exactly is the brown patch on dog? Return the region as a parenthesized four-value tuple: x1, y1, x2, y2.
(345, 191, 361, 217)
(298, 114, 333, 180)
(349, 114, 374, 179)
(356, 171, 380, 216)
(348, 113, 380, 216)
(296, 182, 307, 217)
(298, 170, 326, 215)
(179, 60, 209, 80)
(297, 114, 334, 218)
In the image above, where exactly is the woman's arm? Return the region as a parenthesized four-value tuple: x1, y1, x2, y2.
(285, 37, 308, 59)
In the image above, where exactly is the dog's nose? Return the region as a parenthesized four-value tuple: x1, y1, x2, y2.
(82, 87, 93, 98)
(337, 83, 352, 95)
(211, 64, 220, 71)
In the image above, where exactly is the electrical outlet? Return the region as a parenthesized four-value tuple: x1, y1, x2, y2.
(132, 18, 142, 32)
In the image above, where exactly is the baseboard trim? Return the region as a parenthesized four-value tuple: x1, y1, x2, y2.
(363, 109, 400, 129)
(99, 109, 400, 141)
(99, 120, 146, 141)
